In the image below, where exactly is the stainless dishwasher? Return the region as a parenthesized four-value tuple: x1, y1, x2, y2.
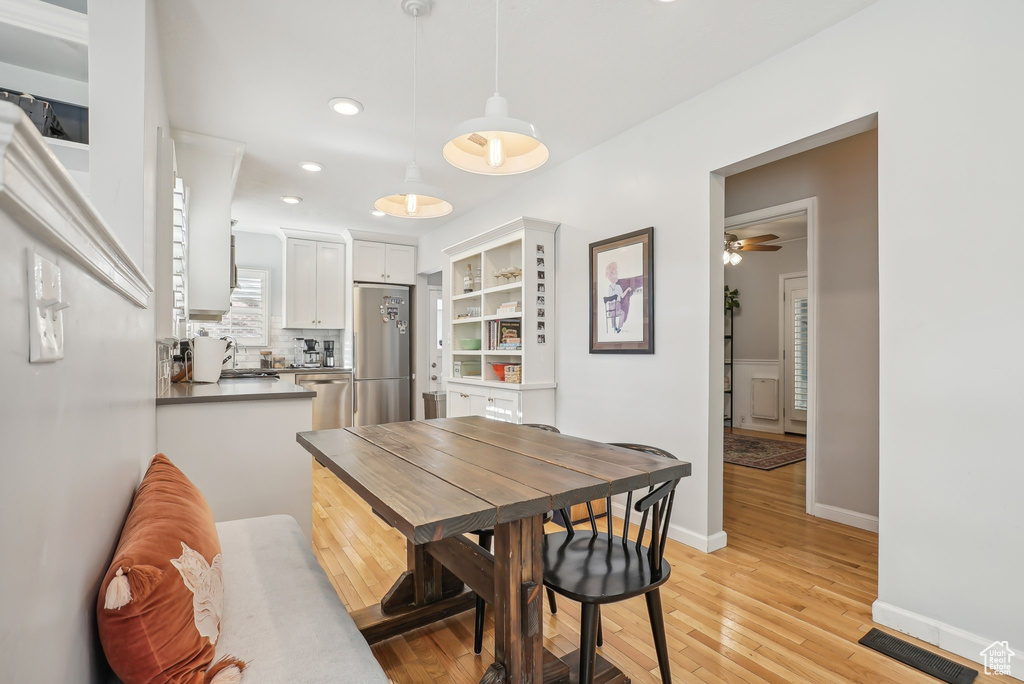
(294, 372, 353, 430)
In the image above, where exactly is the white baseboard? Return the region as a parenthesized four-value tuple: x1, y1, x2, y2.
(812, 503, 879, 532)
(611, 502, 728, 553)
(872, 600, 1023, 677)
(734, 421, 784, 434)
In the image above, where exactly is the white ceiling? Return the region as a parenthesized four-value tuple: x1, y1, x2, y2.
(155, 0, 877, 238)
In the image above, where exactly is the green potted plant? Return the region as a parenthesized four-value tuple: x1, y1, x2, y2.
(724, 286, 740, 313)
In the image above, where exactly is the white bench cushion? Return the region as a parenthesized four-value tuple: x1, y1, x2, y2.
(214, 515, 388, 683)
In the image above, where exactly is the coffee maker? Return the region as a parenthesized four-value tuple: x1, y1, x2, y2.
(303, 338, 321, 367)
(323, 340, 336, 368)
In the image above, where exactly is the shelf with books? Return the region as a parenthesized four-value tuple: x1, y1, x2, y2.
(443, 217, 559, 423)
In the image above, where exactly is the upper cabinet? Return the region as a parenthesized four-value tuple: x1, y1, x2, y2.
(172, 131, 246, 320)
(352, 240, 417, 285)
(285, 237, 346, 329)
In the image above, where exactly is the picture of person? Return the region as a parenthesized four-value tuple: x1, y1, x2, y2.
(537, 321, 545, 331)
(537, 257, 545, 268)
(536, 244, 545, 255)
(537, 308, 546, 318)
(537, 270, 545, 280)
(537, 283, 545, 293)
(537, 334, 546, 344)
(537, 295, 545, 306)
(604, 261, 633, 333)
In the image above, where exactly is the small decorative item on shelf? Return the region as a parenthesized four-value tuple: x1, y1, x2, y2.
(468, 305, 481, 317)
(463, 264, 474, 293)
(495, 300, 521, 316)
(495, 266, 523, 283)
(474, 267, 482, 291)
(504, 364, 521, 383)
(460, 338, 482, 350)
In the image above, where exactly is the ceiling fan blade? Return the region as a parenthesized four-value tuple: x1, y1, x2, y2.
(739, 234, 779, 245)
(741, 244, 782, 252)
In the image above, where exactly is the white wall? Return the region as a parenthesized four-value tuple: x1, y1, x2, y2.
(726, 130, 879, 520)
(88, 0, 147, 269)
(419, 0, 1024, 671)
(0, 1, 167, 680)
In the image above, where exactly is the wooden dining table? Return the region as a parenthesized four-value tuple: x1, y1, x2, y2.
(297, 416, 690, 684)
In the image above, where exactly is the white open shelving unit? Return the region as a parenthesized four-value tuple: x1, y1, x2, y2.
(443, 217, 558, 424)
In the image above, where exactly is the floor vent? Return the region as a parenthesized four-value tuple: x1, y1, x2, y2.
(858, 628, 978, 684)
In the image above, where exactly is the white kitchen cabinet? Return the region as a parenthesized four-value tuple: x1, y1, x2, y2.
(385, 244, 417, 284)
(315, 242, 345, 328)
(352, 240, 417, 285)
(447, 383, 511, 422)
(285, 237, 345, 329)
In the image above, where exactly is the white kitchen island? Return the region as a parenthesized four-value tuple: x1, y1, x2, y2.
(156, 377, 315, 539)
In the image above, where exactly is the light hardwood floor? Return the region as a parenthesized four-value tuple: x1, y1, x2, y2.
(312, 434, 1000, 683)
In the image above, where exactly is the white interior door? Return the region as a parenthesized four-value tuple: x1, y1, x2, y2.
(428, 286, 443, 392)
(784, 276, 809, 433)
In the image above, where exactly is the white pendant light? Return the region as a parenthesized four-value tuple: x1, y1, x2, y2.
(375, 0, 453, 219)
(442, 0, 548, 175)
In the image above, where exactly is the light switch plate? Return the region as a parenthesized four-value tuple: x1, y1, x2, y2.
(28, 249, 65, 363)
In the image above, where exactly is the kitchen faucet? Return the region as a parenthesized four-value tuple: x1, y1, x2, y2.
(223, 335, 238, 370)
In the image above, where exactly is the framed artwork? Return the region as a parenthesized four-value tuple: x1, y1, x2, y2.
(589, 227, 654, 354)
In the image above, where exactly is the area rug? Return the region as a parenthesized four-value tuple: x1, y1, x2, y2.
(724, 432, 805, 470)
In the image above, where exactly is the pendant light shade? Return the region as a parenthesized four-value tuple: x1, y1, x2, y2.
(375, 0, 453, 219)
(443, 95, 549, 175)
(443, 0, 548, 175)
(374, 162, 453, 219)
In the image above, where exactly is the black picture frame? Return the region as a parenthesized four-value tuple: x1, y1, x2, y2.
(589, 227, 654, 354)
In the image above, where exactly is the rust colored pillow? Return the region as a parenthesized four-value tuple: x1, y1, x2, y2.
(97, 454, 244, 683)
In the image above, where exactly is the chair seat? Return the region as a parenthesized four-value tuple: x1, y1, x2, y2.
(542, 531, 671, 605)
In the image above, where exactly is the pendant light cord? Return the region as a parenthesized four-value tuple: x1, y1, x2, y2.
(494, 0, 499, 95)
(412, 11, 418, 163)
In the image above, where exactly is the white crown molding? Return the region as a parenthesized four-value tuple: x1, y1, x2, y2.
(347, 229, 418, 247)
(279, 227, 347, 244)
(0, 103, 152, 307)
(443, 216, 559, 256)
(0, 0, 88, 46)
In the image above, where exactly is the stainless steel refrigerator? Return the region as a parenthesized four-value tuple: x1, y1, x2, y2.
(353, 283, 411, 426)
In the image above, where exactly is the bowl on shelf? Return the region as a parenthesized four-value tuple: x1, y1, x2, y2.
(460, 338, 482, 350)
(489, 362, 522, 382)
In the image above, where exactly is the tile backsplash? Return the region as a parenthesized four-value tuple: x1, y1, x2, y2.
(232, 315, 342, 368)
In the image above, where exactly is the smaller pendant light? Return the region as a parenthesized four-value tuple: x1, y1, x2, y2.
(375, 0, 453, 219)
(443, 0, 548, 175)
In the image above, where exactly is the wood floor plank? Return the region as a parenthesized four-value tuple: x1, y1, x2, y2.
(310, 428, 1003, 684)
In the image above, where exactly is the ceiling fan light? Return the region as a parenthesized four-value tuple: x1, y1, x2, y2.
(729, 252, 743, 266)
(723, 250, 731, 264)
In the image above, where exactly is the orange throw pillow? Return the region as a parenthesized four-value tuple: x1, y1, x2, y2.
(97, 454, 244, 683)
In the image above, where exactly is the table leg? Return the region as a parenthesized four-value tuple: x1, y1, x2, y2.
(352, 539, 472, 644)
(481, 514, 545, 684)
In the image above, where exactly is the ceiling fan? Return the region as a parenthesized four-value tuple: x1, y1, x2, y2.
(723, 232, 780, 265)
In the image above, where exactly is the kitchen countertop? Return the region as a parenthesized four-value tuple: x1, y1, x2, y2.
(157, 377, 317, 405)
(270, 367, 352, 374)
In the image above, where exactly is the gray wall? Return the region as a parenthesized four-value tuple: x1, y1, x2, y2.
(725, 129, 879, 518)
(725, 238, 808, 360)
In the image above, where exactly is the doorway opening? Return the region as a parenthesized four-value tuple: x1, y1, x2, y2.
(714, 125, 879, 550)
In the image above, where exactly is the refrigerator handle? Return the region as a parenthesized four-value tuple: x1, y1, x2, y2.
(352, 332, 358, 415)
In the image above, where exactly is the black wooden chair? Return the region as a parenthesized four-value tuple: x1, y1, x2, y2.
(472, 423, 562, 655)
(542, 443, 680, 684)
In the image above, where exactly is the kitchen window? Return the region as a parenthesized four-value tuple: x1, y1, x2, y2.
(199, 268, 270, 347)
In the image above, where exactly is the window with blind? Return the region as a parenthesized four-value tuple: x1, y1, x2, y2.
(792, 295, 809, 412)
(199, 268, 270, 347)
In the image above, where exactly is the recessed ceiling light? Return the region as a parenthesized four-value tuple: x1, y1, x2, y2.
(299, 161, 323, 172)
(328, 97, 364, 116)
(370, 210, 385, 217)
(281, 195, 303, 204)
